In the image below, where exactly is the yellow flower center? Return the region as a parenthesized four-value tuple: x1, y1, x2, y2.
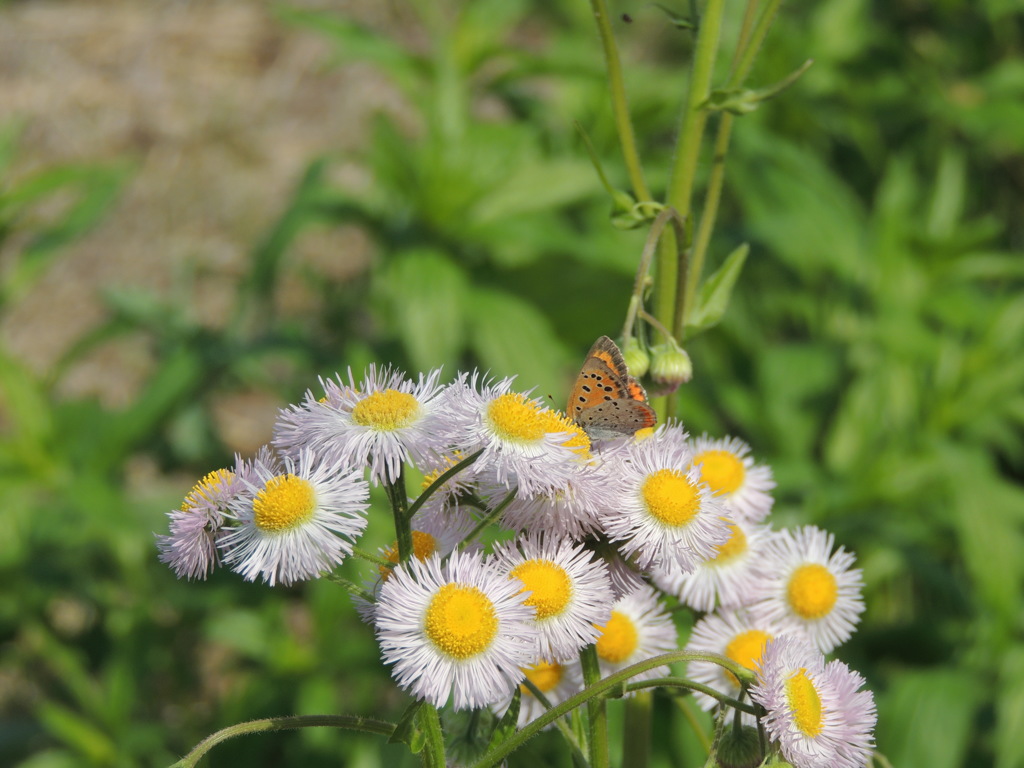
(723, 629, 773, 687)
(641, 468, 701, 527)
(510, 559, 573, 620)
(540, 409, 592, 456)
(379, 531, 440, 579)
(253, 474, 316, 532)
(486, 393, 591, 457)
(785, 668, 824, 737)
(487, 393, 548, 443)
(182, 468, 234, 511)
(787, 564, 838, 620)
(421, 451, 465, 491)
(424, 583, 499, 660)
(595, 610, 638, 664)
(351, 389, 421, 431)
(708, 521, 747, 564)
(521, 660, 564, 696)
(694, 449, 745, 495)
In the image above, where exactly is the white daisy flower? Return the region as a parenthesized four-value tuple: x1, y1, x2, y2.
(497, 657, 584, 730)
(157, 466, 242, 580)
(492, 534, 614, 662)
(684, 609, 788, 718)
(479, 461, 605, 542)
(442, 372, 592, 497)
(353, 502, 477, 625)
(652, 519, 771, 611)
(598, 424, 732, 573)
(689, 434, 775, 523)
(219, 449, 370, 586)
(753, 526, 865, 653)
(374, 550, 538, 711)
(271, 375, 356, 461)
(273, 365, 450, 485)
(751, 634, 876, 768)
(594, 584, 678, 683)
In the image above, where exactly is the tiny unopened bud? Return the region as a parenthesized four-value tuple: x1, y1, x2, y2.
(622, 338, 650, 378)
(650, 342, 692, 386)
(716, 725, 763, 768)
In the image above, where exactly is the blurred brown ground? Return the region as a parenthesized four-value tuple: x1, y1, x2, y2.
(0, 0, 405, 451)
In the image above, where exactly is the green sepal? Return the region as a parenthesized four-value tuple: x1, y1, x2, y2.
(686, 243, 749, 334)
(388, 699, 425, 750)
(612, 199, 666, 230)
(702, 60, 814, 116)
(652, 3, 697, 30)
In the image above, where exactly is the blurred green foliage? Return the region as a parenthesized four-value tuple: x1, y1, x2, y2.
(1, 1, 1022, 767)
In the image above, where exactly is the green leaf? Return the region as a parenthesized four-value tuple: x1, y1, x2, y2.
(470, 159, 598, 224)
(997, 645, 1024, 768)
(925, 146, 966, 240)
(0, 348, 53, 469)
(686, 243, 749, 334)
(468, 288, 571, 399)
(275, 8, 423, 98)
(880, 668, 982, 768)
(35, 701, 117, 765)
(378, 249, 468, 371)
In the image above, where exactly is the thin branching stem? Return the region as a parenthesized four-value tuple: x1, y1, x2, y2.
(588, 0, 652, 202)
(169, 715, 395, 768)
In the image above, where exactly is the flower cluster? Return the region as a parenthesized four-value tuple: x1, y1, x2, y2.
(158, 362, 876, 768)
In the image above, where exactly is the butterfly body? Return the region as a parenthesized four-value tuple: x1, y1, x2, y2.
(568, 336, 657, 439)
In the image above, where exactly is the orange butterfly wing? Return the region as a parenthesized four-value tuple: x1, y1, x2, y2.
(568, 336, 656, 439)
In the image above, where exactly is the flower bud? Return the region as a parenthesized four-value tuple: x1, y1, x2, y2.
(622, 337, 650, 378)
(716, 725, 763, 768)
(650, 342, 692, 386)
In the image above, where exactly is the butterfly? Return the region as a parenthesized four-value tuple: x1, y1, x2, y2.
(567, 336, 657, 439)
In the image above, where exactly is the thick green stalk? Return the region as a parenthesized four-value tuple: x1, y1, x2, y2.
(418, 703, 446, 768)
(589, 0, 652, 202)
(622, 692, 653, 768)
(654, 0, 727, 348)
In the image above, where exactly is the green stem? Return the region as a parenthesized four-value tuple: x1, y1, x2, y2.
(521, 678, 588, 764)
(683, 0, 780, 333)
(168, 715, 395, 768)
(622, 692, 652, 768)
(623, 678, 757, 715)
(453, 489, 517, 553)
(384, 469, 412, 563)
(352, 546, 394, 569)
(579, 644, 608, 768)
(622, 208, 687, 341)
(405, 448, 483, 522)
(701, 704, 730, 768)
(418, 703, 446, 768)
(728, 0, 784, 90)
(472, 649, 743, 768)
(589, 0, 652, 202)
